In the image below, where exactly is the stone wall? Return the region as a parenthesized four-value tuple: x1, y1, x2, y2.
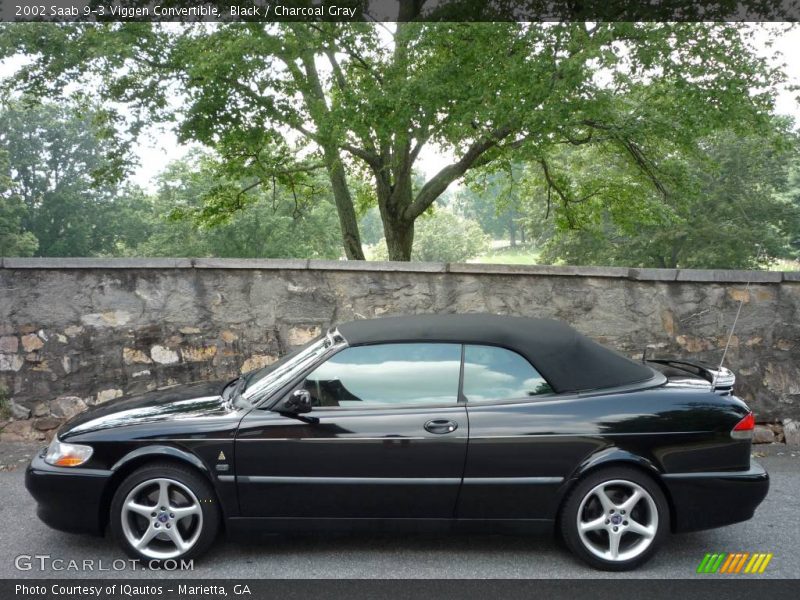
(1, 258, 798, 441)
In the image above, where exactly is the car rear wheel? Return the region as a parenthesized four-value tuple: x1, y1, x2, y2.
(110, 462, 220, 563)
(560, 466, 669, 571)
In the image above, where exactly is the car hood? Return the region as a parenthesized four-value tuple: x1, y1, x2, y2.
(58, 380, 230, 439)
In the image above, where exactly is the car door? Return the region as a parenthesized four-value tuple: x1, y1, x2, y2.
(235, 342, 467, 520)
(456, 344, 594, 520)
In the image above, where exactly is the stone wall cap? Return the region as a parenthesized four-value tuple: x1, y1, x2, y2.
(193, 258, 309, 270)
(308, 259, 447, 273)
(2, 257, 193, 269)
(447, 263, 630, 277)
(627, 268, 678, 281)
(782, 271, 800, 282)
(0, 257, 795, 283)
(676, 269, 783, 283)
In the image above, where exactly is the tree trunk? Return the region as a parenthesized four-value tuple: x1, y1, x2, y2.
(520, 226, 526, 244)
(384, 218, 415, 261)
(323, 146, 365, 260)
(667, 237, 685, 268)
(375, 169, 415, 261)
(509, 220, 517, 247)
(295, 50, 364, 260)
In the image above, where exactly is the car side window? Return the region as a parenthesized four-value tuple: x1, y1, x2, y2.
(301, 343, 462, 408)
(462, 345, 553, 403)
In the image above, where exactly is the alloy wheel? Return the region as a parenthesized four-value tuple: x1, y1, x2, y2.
(120, 477, 204, 560)
(575, 478, 658, 562)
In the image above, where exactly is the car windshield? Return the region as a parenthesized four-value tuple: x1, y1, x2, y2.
(240, 330, 343, 404)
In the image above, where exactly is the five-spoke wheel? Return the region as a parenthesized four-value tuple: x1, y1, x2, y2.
(561, 466, 669, 571)
(576, 479, 658, 561)
(110, 463, 219, 562)
(120, 478, 204, 559)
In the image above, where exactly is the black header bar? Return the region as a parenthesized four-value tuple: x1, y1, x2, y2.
(2, 0, 800, 23)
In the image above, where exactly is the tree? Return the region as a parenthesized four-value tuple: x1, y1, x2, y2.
(0, 148, 38, 256)
(358, 207, 384, 246)
(0, 100, 141, 256)
(456, 166, 527, 246)
(783, 165, 800, 259)
(536, 127, 800, 269)
(134, 153, 343, 259)
(0, 21, 785, 259)
(372, 210, 489, 262)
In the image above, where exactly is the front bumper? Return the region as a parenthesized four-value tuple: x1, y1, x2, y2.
(25, 449, 113, 536)
(663, 461, 769, 533)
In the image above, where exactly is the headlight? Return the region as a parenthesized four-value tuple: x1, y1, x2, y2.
(44, 438, 93, 467)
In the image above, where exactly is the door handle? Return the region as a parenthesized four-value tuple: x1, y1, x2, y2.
(424, 419, 458, 434)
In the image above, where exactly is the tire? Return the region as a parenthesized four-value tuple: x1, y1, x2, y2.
(109, 462, 220, 563)
(560, 466, 670, 571)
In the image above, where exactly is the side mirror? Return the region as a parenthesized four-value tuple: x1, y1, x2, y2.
(281, 389, 312, 414)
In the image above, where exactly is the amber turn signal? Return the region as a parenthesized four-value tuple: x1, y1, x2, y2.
(44, 438, 94, 467)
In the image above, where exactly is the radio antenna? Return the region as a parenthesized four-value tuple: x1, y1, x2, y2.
(711, 247, 764, 391)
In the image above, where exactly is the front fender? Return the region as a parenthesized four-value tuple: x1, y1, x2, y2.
(110, 444, 210, 474)
(97, 444, 224, 531)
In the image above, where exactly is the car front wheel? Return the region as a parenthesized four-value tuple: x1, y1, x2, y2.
(560, 466, 669, 571)
(110, 462, 220, 563)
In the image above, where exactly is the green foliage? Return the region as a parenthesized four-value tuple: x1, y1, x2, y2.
(0, 99, 143, 256)
(0, 21, 786, 259)
(358, 207, 384, 246)
(537, 127, 800, 269)
(372, 211, 490, 263)
(457, 164, 539, 246)
(0, 97, 343, 259)
(456, 174, 517, 239)
(782, 165, 800, 259)
(0, 197, 39, 256)
(0, 147, 38, 256)
(132, 153, 343, 259)
(471, 246, 542, 265)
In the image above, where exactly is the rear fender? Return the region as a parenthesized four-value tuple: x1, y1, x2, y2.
(555, 446, 663, 508)
(554, 446, 674, 528)
(566, 446, 662, 483)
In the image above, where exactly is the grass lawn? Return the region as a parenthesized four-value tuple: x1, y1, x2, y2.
(470, 245, 541, 265)
(471, 247, 800, 271)
(768, 258, 800, 272)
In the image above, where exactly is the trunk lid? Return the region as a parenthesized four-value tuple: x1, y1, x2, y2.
(647, 359, 735, 396)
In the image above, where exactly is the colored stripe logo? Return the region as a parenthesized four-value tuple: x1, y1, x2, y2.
(697, 552, 773, 574)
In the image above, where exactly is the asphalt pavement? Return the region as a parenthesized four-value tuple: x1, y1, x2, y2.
(1, 444, 797, 579)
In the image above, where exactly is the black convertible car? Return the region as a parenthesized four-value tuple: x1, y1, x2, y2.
(26, 314, 768, 571)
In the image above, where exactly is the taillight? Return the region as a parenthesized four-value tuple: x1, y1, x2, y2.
(731, 412, 755, 440)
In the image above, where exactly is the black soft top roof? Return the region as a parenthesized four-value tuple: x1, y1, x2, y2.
(336, 314, 654, 394)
